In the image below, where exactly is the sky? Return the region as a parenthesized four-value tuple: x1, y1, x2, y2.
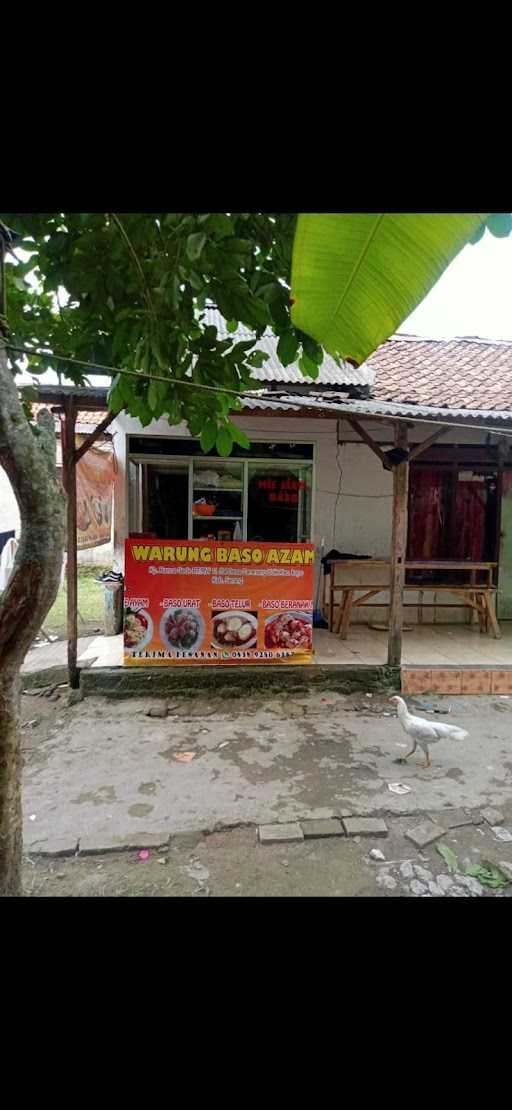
(399, 228, 512, 340)
(14, 225, 512, 388)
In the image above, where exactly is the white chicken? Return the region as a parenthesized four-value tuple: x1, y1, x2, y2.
(389, 695, 469, 768)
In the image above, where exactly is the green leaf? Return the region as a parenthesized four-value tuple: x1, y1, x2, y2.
(244, 297, 271, 330)
(436, 844, 459, 873)
(216, 426, 233, 457)
(486, 213, 512, 238)
(469, 222, 486, 245)
(229, 423, 250, 450)
(226, 319, 238, 333)
(186, 232, 207, 262)
(166, 398, 182, 426)
(465, 861, 509, 888)
(200, 418, 218, 453)
(302, 334, 323, 365)
(223, 238, 253, 254)
(188, 270, 204, 292)
(291, 213, 490, 364)
(228, 340, 256, 360)
(299, 353, 319, 380)
(277, 329, 299, 367)
(107, 376, 126, 413)
(147, 378, 159, 413)
(207, 214, 233, 240)
(246, 350, 267, 368)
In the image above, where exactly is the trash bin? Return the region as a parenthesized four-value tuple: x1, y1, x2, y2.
(102, 578, 124, 635)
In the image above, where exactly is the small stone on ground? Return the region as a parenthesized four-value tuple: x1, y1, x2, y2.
(480, 806, 505, 826)
(145, 702, 168, 718)
(410, 879, 428, 895)
(414, 864, 433, 882)
(454, 874, 484, 896)
(437, 874, 455, 892)
(376, 871, 397, 890)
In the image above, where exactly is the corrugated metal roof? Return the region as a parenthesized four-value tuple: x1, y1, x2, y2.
(31, 371, 512, 434)
(201, 306, 374, 388)
(242, 391, 512, 432)
(367, 334, 512, 410)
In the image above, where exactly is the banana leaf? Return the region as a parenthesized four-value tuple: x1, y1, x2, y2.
(290, 213, 489, 365)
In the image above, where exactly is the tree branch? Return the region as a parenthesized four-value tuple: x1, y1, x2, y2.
(108, 213, 157, 323)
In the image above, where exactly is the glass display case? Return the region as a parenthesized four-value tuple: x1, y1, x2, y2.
(190, 459, 245, 541)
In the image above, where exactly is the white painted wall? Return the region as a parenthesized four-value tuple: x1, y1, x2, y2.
(111, 412, 496, 626)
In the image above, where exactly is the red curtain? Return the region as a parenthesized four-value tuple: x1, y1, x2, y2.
(454, 482, 486, 560)
(408, 468, 486, 561)
(407, 468, 451, 559)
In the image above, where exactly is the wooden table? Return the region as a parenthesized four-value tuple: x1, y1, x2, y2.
(326, 559, 500, 639)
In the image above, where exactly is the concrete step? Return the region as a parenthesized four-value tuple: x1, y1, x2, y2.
(80, 662, 400, 699)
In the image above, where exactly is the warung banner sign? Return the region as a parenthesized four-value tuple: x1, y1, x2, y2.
(124, 540, 315, 665)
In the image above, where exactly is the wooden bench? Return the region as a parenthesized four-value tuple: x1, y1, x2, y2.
(334, 584, 500, 639)
(326, 559, 501, 640)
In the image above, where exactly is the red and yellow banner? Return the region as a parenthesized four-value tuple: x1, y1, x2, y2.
(124, 539, 315, 665)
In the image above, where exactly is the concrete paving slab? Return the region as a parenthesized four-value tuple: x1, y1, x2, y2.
(301, 819, 344, 838)
(259, 823, 304, 844)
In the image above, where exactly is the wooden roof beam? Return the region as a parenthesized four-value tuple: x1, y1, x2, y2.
(345, 416, 393, 469)
(408, 425, 450, 462)
(74, 411, 116, 463)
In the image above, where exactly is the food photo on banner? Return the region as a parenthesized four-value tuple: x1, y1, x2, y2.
(123, 540, 315, 666)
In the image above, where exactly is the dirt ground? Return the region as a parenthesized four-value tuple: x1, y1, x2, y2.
(23, 819, 512, 898)
(19, 684, 512, 897)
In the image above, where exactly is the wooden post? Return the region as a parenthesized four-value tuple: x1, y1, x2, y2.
(387, 424, 409, 667)
(63, 398, 79, 688)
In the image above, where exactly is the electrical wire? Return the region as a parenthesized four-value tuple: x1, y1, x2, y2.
(7, 342, 512, 440)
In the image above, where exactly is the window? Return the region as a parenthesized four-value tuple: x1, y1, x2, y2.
(128, 444, 314, 542)
(246, 462, 312, 543)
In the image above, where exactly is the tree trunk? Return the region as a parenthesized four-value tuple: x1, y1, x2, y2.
(0, 337, 66, 895)
(0, 664, 23, 895)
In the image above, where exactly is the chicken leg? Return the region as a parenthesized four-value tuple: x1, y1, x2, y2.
(399, 743, 417, 763)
